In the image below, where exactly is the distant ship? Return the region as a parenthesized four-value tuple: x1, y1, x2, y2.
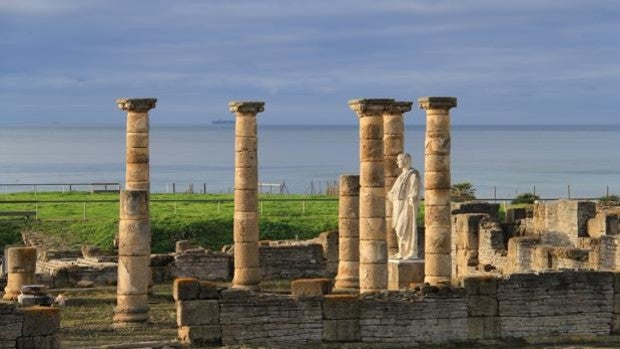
(211, 119, 234, 126)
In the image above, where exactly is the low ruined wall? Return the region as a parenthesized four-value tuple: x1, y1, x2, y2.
(258, 244, 326, 279)
(175, 271, 620, 346)
(0, 302, 60, 348)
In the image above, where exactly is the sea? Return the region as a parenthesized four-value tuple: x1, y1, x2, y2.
(0, 124, 618, 199)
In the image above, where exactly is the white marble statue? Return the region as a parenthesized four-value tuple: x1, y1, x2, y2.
(387, 153, 421, 260)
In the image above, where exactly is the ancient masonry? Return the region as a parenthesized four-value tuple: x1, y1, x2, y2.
(2, 247, 36, 301)
(334, 174, 360, 290)
(383, 101, 413, 256)
(349, 98, 393, 293)
(114, 98, 156, 326)
(419, 97, 457, 285)
(229, 101, 265, 291)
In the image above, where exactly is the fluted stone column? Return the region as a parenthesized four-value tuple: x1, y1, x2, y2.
(419, 97, 457, 285)
(229, 101, 265, 291)
(114, 98, 155, 326)
(383, 101, 413, 256)
(2, 247, 36, 301)
(349, 98, 393, 293)
(334, 174, 360, 290)
(117, 98, 157, 191)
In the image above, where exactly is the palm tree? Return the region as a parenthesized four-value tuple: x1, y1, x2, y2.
(451, 182, 476, 202)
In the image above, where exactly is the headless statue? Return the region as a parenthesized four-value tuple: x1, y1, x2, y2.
(387, 153, 421, 260)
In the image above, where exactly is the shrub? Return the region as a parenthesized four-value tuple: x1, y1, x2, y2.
(599, 195, 620, 207)
(512, 192, 540, 205)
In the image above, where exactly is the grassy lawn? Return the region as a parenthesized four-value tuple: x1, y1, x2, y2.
(0, 191, 339, 253)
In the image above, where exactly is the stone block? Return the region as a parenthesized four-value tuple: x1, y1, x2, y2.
(322, 319, 361, 342)
(177, 300, 219, 326)
(339, 175, 360, 196)
(467, 317, 499, 340)
(359, 187, 386, 218)
(359, 240, 387, 264)
(388, 259, 424, 290)
(178, 325, 221, 345)
(20, 307, 60, 336)
(173, 278, 199, 301)
(339, 196, 359, 219)
(452, 202, 500, 221)
(323, 294, 360, 320)
(126, 132, 148, 148)
(125, 163, 149, 183)
(291, 278, 332, 299)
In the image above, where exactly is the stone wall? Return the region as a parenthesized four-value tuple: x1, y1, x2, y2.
(532, 200, 596, 246)
(0, 302, 60, 348)
(175, 271, 620, 346)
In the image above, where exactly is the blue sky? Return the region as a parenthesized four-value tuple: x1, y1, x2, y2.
(1, 0, 619, 125)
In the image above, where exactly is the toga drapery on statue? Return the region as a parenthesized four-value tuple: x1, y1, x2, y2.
(387, 153, 421, 260)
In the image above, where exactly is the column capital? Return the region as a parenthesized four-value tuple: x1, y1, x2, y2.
(229, 101, 265, 115)
(348, 98, 394, 116)
(386, 101, 413, 114)
(116, 98, 157, 112)
(418, 97, 457, 110)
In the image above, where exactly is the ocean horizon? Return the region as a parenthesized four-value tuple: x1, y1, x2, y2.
(1, 124, 618, 198)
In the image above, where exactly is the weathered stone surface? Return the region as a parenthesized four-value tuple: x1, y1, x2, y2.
(219, 290, 322, 345)
(20, 307, 60, 337)
(173, 278, 200, 301)
(322, 319, 360, 342)
(452, 202, 500, 221)
(322, 294, 360, 320)
(177, 300, 219, 326)
(6, 247, 37, 274)
(291, 278, 332, 299)
(178, 325, 221, 346)
(116, 98, 157, 112)
(388, 259, 424, 290)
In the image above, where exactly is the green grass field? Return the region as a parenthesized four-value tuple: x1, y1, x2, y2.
(0, 191, 339, 253)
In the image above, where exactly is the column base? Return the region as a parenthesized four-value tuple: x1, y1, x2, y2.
(113, 307, 150, 326)
(232, 284, 260, 292)
(388, 258, 425, 290)
(424, 276, 452, 286)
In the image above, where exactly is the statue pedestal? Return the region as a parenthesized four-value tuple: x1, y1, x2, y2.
(388, 258, 424, 290)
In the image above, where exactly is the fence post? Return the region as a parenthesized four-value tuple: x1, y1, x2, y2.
(82, 202, 86, 221)
(607, 185, 610, 197)
(203, 182, 207, 194)
(35, 203, 38, 220)
(567, 185, 571, 199)
(172, 183, 176, 194)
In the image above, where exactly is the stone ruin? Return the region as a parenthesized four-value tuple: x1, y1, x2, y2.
(2, 97, 620, 348)
(452, 199, 620, 279)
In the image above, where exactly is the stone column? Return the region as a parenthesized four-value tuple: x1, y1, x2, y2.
(114, 190, 150, 325)
(419, 97, 457, 285)
(334, 174, 360, 290)
(349, 98, 393, 293)
(116, 98, 157, 191)
(114, 97, 155, 326)
(229, 101, 265, 291)
(2, 247, 36, 301)
(383, 101, 413, 256)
